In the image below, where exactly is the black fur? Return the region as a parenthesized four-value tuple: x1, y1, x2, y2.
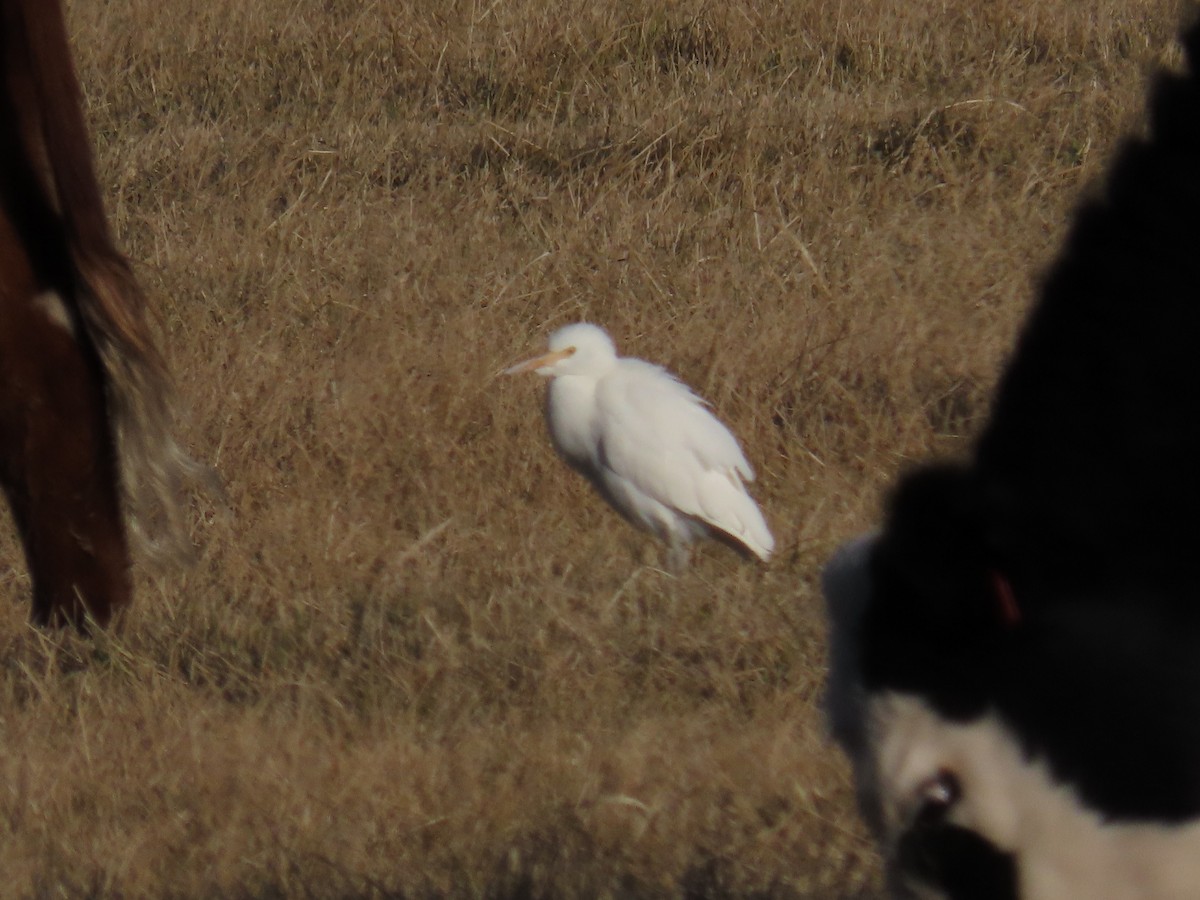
(895, 822, 1018, 900)
(860, 13, 1200, 822)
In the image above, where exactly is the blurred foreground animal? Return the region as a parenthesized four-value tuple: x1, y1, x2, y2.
(505, 323, 774, 566)
(824, 17, 1200, 900)
(0, 0, 195, 627)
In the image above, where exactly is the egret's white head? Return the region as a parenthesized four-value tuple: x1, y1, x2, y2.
(504, 322, 618, 378)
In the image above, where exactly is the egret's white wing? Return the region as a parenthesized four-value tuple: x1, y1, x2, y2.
(595, 360, 774, 559)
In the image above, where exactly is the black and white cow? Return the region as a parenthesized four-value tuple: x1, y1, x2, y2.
(824, 16, 1200, 900)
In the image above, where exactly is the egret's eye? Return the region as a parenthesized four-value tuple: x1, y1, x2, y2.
(915, 769, 961, 825)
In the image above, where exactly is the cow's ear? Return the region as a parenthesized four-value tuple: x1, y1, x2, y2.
(873, 464, 1016, 639)
(861, 464, 1018, 711)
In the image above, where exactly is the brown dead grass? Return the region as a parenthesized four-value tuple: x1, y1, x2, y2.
(0, 0, 1182, 896)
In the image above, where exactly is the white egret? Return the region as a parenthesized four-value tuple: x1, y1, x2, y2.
(505, 322, 774, 566)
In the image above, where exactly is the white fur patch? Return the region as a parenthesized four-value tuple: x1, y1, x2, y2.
(33, 290, 75, 338)
(863, 693, 1200, 899)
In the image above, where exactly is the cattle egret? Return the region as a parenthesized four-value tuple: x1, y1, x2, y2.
(505, 323, 774, 566)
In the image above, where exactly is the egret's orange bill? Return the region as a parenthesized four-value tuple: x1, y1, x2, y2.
(502, 346, 574, 375)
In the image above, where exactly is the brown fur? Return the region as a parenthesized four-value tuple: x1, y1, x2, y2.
(0, 0, 190, 627)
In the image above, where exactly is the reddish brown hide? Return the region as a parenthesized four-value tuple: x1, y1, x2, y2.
(0, 0, 174, 628)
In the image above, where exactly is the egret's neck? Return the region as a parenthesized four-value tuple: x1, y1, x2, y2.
(545, 375, 600, 467)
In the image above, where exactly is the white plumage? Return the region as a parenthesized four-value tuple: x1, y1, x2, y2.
(505, 322, 774, 566)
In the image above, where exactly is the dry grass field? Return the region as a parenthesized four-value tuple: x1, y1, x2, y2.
(0, 0, 1183, 895)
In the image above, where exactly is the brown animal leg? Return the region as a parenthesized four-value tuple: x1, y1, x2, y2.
(0, 289, 130, 629)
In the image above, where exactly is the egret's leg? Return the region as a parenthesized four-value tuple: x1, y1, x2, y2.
(667, 540, 691, 573)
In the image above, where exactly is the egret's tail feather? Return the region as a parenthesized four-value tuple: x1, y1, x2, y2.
(694, 470, 774, 562)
